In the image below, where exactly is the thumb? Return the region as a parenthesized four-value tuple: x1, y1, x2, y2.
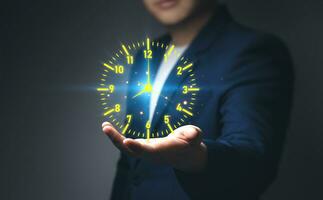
(176, 125, 202, 145)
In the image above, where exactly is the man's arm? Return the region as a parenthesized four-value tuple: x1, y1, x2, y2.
(174, 35, 294, 199)
(110, 153, 131, 200)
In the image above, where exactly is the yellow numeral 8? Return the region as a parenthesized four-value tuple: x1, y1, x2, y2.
(115, 104, 121, 112)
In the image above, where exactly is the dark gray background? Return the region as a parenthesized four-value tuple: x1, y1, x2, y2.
(1, 0, 322, 199)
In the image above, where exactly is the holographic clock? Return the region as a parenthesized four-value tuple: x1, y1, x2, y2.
(97, 38, 200, 139)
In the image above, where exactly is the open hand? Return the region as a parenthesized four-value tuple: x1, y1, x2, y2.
(102, 122, 207, 172)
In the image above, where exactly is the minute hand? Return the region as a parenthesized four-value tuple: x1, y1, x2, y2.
(144, 58, 152, 92)
(132, 57, 152, 99)
(147, 58, 151, 85)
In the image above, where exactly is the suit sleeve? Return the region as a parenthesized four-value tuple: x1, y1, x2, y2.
(174, 35, 294, 199)
(110, 153, 131, 200)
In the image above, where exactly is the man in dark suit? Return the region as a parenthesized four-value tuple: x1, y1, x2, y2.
(102, 0, 293, 199)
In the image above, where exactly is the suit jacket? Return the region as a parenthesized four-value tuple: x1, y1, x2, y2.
(111, 5, 293, 200)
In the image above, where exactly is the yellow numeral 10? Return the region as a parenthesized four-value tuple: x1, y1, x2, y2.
(115, 65, 124, 74)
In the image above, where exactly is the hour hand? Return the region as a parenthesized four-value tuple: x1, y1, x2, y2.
(132, 84, 152, 99)
(132, 89, 146, 99)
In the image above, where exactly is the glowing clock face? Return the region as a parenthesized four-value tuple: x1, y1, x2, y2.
(97, 38, 200, 139)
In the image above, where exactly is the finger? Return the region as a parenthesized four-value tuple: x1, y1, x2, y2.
(102, 121, 112, 128)
(174, 125, 202, 145)
(102, 122, 127, 150)
(190, 125, 202, 133)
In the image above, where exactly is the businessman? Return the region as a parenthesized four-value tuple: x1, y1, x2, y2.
(102, 0, 293, 199)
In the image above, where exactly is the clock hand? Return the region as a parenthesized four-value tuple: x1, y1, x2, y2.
(145, 55, 153, 92)
(132, 89, 146, 99)
(147, 58, 151, 86)
(132, 83, 153, 99)
(132, 50, 153, 99)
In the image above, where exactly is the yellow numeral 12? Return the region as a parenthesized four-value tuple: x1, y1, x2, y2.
(144, 50, 152, 59)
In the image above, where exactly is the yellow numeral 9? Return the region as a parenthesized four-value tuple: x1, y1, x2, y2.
(109, 84, 115, 93)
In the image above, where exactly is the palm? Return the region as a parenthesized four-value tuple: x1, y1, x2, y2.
(102, 122, 207, 172)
